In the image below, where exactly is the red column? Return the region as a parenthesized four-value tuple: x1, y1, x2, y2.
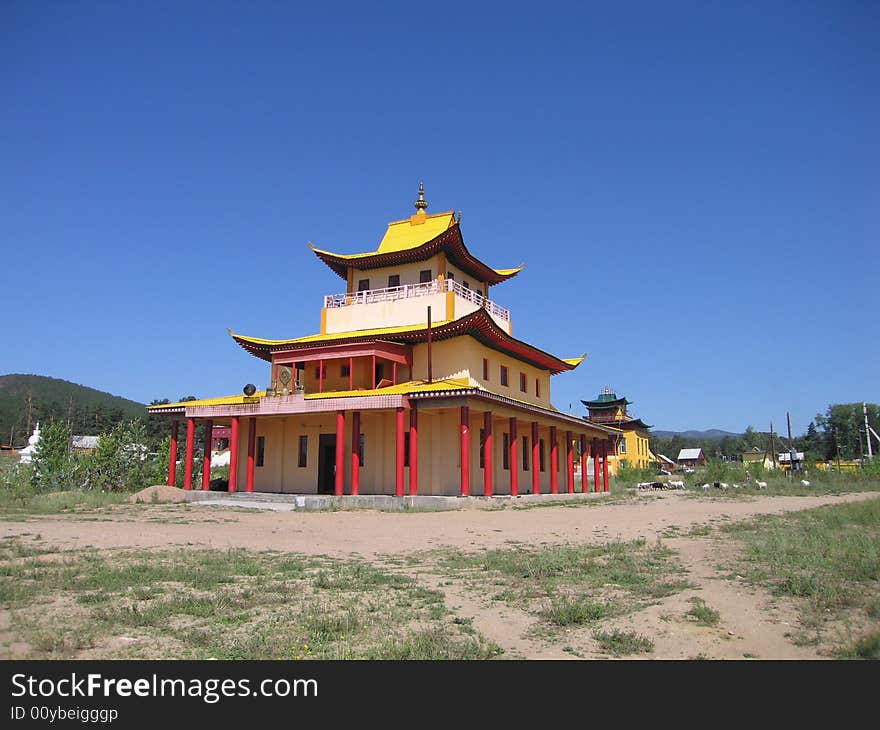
(509, 418, 519, 496)
(335, 410, 345, 496)
(580, 434, 588, 493)
(460, 406, 471, 496)
(351, 411, 360, 496)
(183, 418, 195, 490)
(593, 438, 601, 494)
(246, 417, 256, 493)
(167, 420, 179, 487)
(395, 406, 405, 497)
(201, 419, 213, 491)
(228, 417, 240, 493)
(483, 410, 493, 497)
(531, 422, 540, 495)
(393, 361, 398, 386)
(565, 431, 574, 493)
(603, 440, 610, 492)
(550, 426, 559, 494)
(409, 405, 418, 496)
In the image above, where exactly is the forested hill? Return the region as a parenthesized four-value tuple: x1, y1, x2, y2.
(0, 374, 146, 447)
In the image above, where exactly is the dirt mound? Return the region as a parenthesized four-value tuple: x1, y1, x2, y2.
(129, 485, 187, 504)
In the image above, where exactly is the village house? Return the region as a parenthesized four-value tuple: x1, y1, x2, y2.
(677, 447, 706, 469)
(148, 186, 619, 497)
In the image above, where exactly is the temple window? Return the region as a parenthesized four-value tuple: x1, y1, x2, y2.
(539, 440, 546, 471)
(341, 364, 350, 377)
(519, 373, 527, 392)
(388, 274, 400, 288)
(419, 269, 432, 283)
(482, 358, 489, 380)
(298, 436, 307, 467)
(314, 365, 326, 379)
(479, 429, 486, 468)
(256, 436, 265, 467)
(535, 379, 541, 397)
(500, 365, 509, 386)
(522, 436, 529, 470)
(502, 433, 510, 469)
(358, 279, 370, 291)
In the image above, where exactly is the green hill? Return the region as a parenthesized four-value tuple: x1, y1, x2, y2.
(0, 374, 146, 448)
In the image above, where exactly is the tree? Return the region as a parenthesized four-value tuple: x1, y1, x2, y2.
(32, 421, 72, 491)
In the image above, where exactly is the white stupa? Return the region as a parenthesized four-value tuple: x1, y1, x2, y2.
(18, 423, 40, 464)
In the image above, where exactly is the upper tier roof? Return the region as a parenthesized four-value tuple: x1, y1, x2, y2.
(230, 308, 584, 375)
(310, 214, 523, 286)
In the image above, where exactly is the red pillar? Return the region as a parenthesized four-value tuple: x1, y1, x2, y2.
(183, 418, 195, 490)
(566, 430, 574, 493)
(335, 410, 345, 496)
(509, 418, 519, 496)
(460, 406, 471, 496)
(550, 426, 559, 494)
(531, 422, 540, 495)
(483, 410, 493, 497)
(393, 361, 398, 386)
(603, 440, 610, 492)
(580, 434, 588, 493)
(395, 406, 405, 497)
(593, 438, 601, 494)
(246, 417, 256, 493)
(201, 419, 213, 491)
(409, 405, 418, 496)
(228, 417, 240, 493)
(167, 420, 179, 487)
(351, 411, 360, 496)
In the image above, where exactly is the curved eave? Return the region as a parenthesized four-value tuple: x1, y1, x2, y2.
(581, 397, 630, 408)
(230, 309, 577, 374)
(310, 224, 522, 286)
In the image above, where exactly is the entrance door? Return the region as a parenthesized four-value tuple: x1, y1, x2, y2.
(317, 434, 336, 494)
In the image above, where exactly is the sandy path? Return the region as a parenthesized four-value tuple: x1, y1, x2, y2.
(4, 492, 876, 659)
(2, 492, 876, 558)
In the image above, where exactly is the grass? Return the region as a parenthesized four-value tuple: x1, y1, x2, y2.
(426, 537, 691, 631)
(0, 540, 499, 660)
(592, 628, 654, 656)
(723, 497, 880, 655)
(686, 597, 721, 627)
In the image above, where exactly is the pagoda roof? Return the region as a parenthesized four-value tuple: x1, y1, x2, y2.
(582, 393, 630, 409)
(229, 308, 584, 375)
(310, 216, 523, 286)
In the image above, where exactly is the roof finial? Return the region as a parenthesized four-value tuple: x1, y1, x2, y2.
(414, 181, 428, 213)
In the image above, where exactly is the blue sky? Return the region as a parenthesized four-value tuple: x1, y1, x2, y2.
(2, 1, 877, 434)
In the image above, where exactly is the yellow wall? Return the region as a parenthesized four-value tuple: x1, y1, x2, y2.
(410, 336, 552, 408)
(615, 429, 652, 470)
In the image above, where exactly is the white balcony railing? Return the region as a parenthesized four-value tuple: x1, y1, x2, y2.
(323, 279, 510, 322)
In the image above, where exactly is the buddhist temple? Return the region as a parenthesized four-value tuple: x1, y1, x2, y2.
(149, 185, 619, 497)
(582, 387, 653, 471)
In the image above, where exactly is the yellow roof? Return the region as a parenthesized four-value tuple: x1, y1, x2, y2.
(562, 354, 587, 368)
(228, 320, 452, 347)
(146, 392, 267, 410)
(377, 211, 457, 253)
(309, 211, 456, 261)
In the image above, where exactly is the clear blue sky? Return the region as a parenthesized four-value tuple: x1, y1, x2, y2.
(2, 1, 877, 434)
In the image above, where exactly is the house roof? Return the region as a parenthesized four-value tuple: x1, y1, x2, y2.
(71, 435, 99, 449)
(678, 448, 704, 460)
(657, 454, 676, 465)
(230, 308, 584, 374)
(310, 220, 522, 286)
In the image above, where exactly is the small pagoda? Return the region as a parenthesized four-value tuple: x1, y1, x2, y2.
(582, 387, 653, 470)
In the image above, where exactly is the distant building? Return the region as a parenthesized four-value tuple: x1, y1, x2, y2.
(655, 453, 676, 472)
(71, 435, 99, 455)
(677, 448, 706, 467)
(582, 387, 653, 471)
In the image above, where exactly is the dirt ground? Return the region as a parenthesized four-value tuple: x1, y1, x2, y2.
(3, 491, 877, 659)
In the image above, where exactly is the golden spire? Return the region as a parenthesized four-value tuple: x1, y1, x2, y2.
(414, 181, 428, 213)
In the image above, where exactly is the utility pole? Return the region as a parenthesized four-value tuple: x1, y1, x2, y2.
(786, 411, 797, 475)
(865, 403, 874, 460)
(769, 420, 777, 470)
